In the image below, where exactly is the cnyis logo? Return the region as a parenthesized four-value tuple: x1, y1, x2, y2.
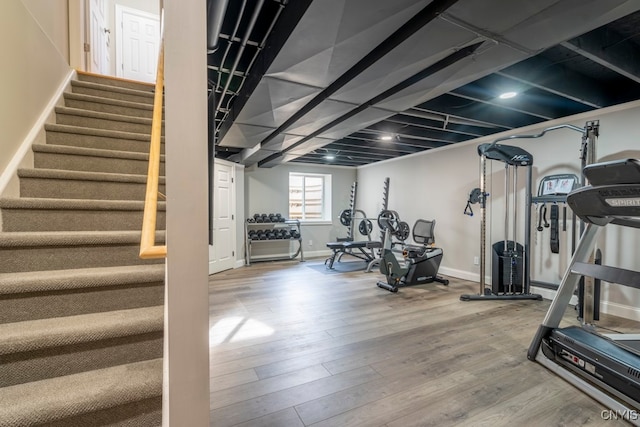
(511, 154, 530, 165)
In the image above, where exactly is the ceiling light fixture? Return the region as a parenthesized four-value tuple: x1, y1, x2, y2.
(499, 91, 518, 99)
(380, 135, 393, 141)
(324, 154, 335, 160)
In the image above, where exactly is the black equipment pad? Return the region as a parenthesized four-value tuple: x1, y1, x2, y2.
(325, 240, 382, 269)
(550, 204, 559, 253)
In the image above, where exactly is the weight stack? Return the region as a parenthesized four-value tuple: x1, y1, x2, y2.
(491, 241, 524, 294)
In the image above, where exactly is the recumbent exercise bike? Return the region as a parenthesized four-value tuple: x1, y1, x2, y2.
(376, 211, 449, 293)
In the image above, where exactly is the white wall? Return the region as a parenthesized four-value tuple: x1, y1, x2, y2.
(357, 100, 640, 320)
(22, 0, 69, 61)
(0, 1, 71, 196)
(244, 164, 357, 258)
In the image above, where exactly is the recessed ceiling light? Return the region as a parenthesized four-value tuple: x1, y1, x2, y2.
(380, 135, 393, 141)
(499, 91, 518, 99)
(324, 154, 335, 160)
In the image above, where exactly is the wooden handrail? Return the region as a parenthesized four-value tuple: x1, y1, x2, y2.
(140, 22, 167, 259)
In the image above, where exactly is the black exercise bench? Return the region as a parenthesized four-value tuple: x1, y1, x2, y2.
(324, 240, 382, 269)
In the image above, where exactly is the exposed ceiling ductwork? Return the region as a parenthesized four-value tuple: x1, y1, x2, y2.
(208, 0, 640, 167)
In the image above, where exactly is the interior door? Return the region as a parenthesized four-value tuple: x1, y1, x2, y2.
(116, 6, 160, 83)
(209, 160, 236, 274)
(89, 0, 110, 75)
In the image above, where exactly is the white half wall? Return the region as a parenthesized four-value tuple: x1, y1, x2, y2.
(163, 0, 210, 425)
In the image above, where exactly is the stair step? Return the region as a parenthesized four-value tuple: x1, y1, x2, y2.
(0, 197, 166, 232)
(55, 106, 161, 135)
(71, 80, 155, 104)
(45, 123, 164, 154)
(0, 265, 165, 323)
(77, 71, 156, 93)
(0, 358, 162, 425)
(33, 143, 165, 176)
(0, 306, 163, 386)
(64, 92, 155, 119)
(0, 231, 165, 273)
(18, 168, 166, 200)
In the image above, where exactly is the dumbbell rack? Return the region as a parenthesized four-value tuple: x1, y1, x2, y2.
(245, 218, 304, 265)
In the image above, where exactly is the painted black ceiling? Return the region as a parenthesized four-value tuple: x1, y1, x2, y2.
(207, 0, 640, 168)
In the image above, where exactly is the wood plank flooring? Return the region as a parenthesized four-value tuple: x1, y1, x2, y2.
(208, 258, 637, 426)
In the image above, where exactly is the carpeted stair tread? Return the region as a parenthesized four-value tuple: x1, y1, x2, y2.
(55, 106, 160, 127)
(0, 358, 162, 426)
(0, 197, 165, 211)
(18, 168, 166, 185)
(64, 92, 155, 113)
(0, 230, 165, 247)
(0, 264, 164, 295)
(0, 306, 162, 355)
(71, 80, 155, 101)
(45, 123, 165, 143)
(32, 143, 165, 164)
(76, 71, 156, 92)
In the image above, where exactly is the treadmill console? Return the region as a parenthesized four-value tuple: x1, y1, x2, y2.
(584, 158, 640, 186)
(567, 159, 640, 226)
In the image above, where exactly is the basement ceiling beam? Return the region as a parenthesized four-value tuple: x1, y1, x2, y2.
(329, 138, 420, 155)
(385, 114, 490, 138)
(497, 55, 608, 108)
(320, 142, 417, 157)
(417, 93, 541, 130)
(255, 0, 463, 149)
(290, 155, 369, 167)
(363, 122, 468, 144)
(561, 28, 640, 84)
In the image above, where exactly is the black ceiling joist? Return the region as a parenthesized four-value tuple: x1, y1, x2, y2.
(256, 0, 462, 149)
(259, 41, 485, 167)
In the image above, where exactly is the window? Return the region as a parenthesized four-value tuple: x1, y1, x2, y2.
(289, 173, 332, 221)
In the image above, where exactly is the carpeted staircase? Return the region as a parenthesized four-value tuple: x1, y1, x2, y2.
(0, 72, 166, 426)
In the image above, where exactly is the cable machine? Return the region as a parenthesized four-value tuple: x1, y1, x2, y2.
(461, 121, 599, 301)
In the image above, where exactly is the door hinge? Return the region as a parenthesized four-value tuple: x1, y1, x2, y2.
(84, 43, 90, 52)
(232, 214, 234, 220)
(232, 251, 235, 257)
(232, 177, 234, 183)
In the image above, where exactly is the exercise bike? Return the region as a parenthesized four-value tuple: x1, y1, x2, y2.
(376, 212, 449, 293)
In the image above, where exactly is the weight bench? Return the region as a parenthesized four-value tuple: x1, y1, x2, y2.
(325, 240, 382, 269)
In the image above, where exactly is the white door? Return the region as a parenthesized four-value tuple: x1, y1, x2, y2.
(209, 160, 236, 274)
(89, 0, 110, 75)
(116, 6, 160, 83)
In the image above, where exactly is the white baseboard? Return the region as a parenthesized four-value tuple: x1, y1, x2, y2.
(247, 249, 331, 263)
(303, 249, 332, 259)
(235, 259, 245, 268)
(438, 266, 490, 284)
(0, 69, 75, 197)
(600, 301, 640, 322)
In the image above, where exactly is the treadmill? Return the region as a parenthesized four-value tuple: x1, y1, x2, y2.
(528, 158, 640, 421)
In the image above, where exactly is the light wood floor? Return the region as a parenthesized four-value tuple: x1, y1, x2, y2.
(208, 258, 636, 427)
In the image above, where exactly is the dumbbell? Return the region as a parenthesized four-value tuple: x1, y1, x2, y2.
(247, 217, 256, 223)
(281, 230, 291, 239)
(266, 231, 276, 240)
(248, 230, 257, 240)
(290, 230, 300, 239)
(257, 231, 267, 240)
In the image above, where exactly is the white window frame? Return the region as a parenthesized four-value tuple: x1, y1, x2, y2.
(289, 172, 332, 224)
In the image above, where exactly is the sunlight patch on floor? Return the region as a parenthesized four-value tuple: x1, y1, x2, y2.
(210, 316, 275, 346)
